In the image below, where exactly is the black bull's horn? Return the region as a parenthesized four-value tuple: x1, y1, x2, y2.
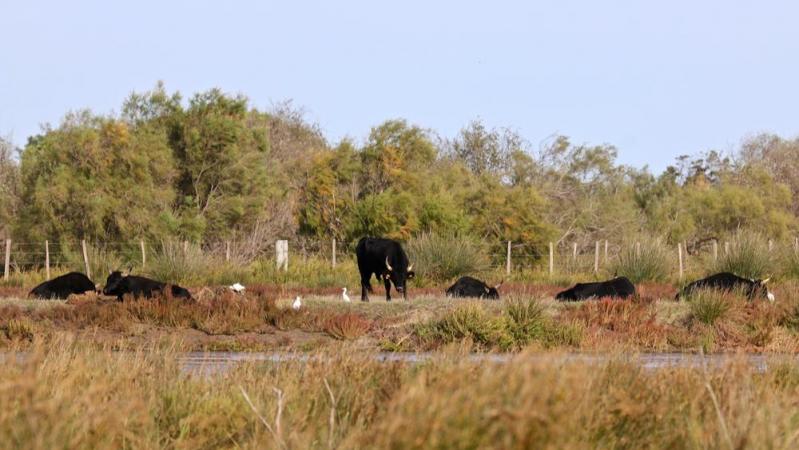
(385, 258, 413, 273)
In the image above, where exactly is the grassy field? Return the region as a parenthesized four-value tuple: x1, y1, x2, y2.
(3, 341, 799, 449)
(1, 279, 798, 353)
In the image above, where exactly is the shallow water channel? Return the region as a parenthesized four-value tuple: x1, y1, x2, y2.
(1, 351, 793, 375)
(176, 352, 794, 375)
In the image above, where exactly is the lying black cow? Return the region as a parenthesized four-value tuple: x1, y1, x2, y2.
(446, 276, 501, 299)
(102, 271, 192, 301)
(356, 237, 415, 302)
(555, 277, 636, 301)
(676, 272, 774, 301)
(29, 271, 96, 300)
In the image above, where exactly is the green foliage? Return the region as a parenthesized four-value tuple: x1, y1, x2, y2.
(466, 177, 556, 259)
(504, 297, 546, 345)
(146, 242, 248, 285)
(17, 112, 176, 243)
(641, 160, 796, 244)
(712, 230, 773, 279)
(505, 297, 582, 348)
(448, 119, 521, 175)
(298, 142, 360, 239)
(7, 85, 799, 260)
(687, 290, 734, 326)
(418, 300, 582, 351)
(61, 243, 127, 281)
(359, 119, 437, 194)
(0, 137, 20, 238)
(406, 232, 490, 282)
(780, 248, 799, 280)
(609, 239, 672, 283)
(168, 90, 270, 240)
(418, 303, 512, 350)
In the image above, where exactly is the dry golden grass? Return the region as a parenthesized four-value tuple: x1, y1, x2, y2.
(2, 341, 799, 449)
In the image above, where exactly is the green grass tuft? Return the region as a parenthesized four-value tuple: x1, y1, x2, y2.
(609, 239, 672, 283)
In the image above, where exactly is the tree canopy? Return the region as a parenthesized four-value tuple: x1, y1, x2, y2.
(3, 85, 797, 258)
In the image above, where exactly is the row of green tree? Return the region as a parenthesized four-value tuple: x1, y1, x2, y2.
(1, 84, 797, 259)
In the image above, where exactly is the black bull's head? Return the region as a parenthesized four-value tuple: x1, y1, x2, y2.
(384, 257, 415, 296)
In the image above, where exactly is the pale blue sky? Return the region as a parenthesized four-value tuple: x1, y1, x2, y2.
(2, 0, 798, 173)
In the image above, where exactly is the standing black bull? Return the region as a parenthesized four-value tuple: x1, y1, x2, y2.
(102, 271, 192, 301)
(29, 271, 96, 299)
(356, 237, 415, 302)
(446, 276, 501, 299)
(555, 277, 636, 301)
(676, 272, 774, 301)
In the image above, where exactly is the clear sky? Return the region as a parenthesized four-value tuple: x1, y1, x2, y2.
(2, 0, 798, 173)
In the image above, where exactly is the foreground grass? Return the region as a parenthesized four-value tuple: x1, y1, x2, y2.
(4, 341, 799, 449)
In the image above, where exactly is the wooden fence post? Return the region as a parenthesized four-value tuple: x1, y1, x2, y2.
(604, 240, 608, 262)
(3, 239, 10, 281)
(225, 241, 231, 263)
(713, 240, 718, 261)
(140, 240, 146, 269)
(572, 242, 577, 260)
(678, 243, 684, 280)
(505, 241, 511, 275)
(45, 240, 51, 280)
(635, 242, 641, 258)
(183, 240, 188, 254)
(549, 242, 554, 275)
(768, 239, 773, 252)
(276, 240, 288, 271)
(594, 241, 600, 273)
(332, 238, 337, 268)
(724, 241, 729, 255)
(81, 239, 91, 279)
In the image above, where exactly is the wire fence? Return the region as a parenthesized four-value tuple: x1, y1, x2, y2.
(3, 235, 794, 281)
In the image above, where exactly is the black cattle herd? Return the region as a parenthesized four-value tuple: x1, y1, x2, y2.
(26, 237, 775, 303)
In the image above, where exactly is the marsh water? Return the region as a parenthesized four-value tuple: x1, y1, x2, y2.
(1, 351, 791, 375)
(176, 352, 789, 375)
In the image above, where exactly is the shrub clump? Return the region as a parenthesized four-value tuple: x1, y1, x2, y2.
(608, 239, 672, 283)
(686, 289, 735, 326)
(505, 297, 582, 348)
(406, 232, 490, 282)
(417, 303, 512, 350)
(324, 313, 373, 340)
(713, 231, 773, 280)
(147, 241, 248, 285)
(2, 318, 34, 341)
(779, 248, 799, 281)
(417, 299, 582, 351)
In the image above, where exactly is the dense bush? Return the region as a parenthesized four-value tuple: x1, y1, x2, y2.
(406, 232, 490, 282)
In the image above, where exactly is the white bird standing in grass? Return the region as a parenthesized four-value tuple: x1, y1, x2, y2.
(229, 283, 245, 294)
(292, 296, 302, 311)
(342, 287, 351, 302)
